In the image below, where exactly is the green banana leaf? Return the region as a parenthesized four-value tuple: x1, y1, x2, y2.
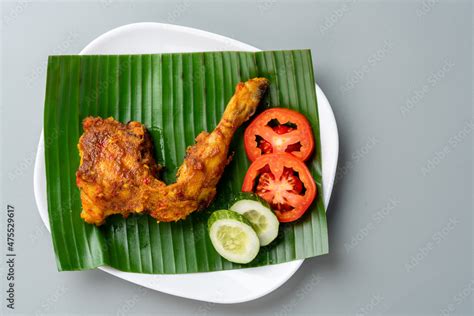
(44, 50, 328, 273)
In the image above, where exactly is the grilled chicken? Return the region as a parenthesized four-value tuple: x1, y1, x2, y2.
(76, 78, 269, 225)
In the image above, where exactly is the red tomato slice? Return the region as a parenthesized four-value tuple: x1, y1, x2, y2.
(244, 108, 315, 161)
(242, 153, 317, 222)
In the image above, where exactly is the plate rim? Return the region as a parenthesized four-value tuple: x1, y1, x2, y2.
(33, 22, 339, 304)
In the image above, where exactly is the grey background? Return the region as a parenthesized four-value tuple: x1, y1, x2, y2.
(0, 0, 472, 315)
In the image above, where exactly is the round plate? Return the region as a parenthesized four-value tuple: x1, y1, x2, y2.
(34, 22, 339, 303)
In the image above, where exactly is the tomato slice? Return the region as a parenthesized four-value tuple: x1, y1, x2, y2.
(244, 108, 315, 161)
(242, 153, 317, 222)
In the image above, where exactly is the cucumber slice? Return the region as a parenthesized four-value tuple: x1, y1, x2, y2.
(230, 195, 279, 246)
(208, 210, 260, 264)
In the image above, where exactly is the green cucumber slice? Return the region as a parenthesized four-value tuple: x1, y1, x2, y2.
(230, 196, 279, 246)
(208, 210, 260, 264)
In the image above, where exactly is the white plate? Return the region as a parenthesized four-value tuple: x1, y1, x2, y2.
(33, 22, 339, 303)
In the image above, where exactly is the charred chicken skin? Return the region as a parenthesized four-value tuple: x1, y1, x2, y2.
(76, 78, 269, 225)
